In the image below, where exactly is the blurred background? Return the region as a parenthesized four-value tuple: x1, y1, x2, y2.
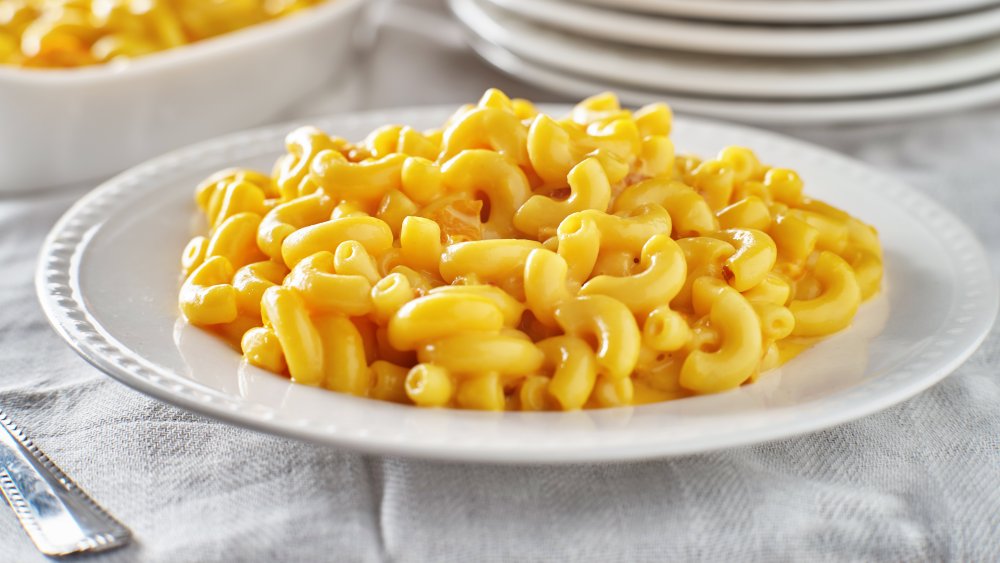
(5, 0, 1000, 190)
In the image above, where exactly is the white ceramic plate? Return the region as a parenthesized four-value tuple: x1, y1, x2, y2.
(467, 37, 1000, 125)
(37, 107, 997, 464)
(570, 0, 1000, 24)
(485, 0, 1000, 57)
(456, 0, 1000, 100)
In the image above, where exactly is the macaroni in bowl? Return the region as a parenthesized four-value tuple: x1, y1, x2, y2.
(178, 91, 883, 411)
(0, 0, 323, 68)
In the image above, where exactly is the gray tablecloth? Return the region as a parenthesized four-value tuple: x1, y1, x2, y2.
(2, 2, 998, 561)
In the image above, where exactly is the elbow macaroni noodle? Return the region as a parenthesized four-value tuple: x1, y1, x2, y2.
(178, 90, 883, 411)
(0, 0, 323, 68)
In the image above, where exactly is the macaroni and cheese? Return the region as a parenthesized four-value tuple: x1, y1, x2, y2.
(178, 90, 883, 411)
(0, 0, 323, 68)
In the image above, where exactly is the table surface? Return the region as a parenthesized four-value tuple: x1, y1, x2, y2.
(1, 1, 998, 561)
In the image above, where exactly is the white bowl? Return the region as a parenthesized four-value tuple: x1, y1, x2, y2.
(0, 0, 366, 193)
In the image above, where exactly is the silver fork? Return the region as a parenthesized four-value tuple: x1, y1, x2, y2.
(0, 408, 130, 556)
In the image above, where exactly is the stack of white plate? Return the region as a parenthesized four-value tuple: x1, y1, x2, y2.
(448, 0, 1000, 124)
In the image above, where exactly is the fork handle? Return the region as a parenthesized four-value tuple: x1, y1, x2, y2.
(0, 410, 130, 556)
